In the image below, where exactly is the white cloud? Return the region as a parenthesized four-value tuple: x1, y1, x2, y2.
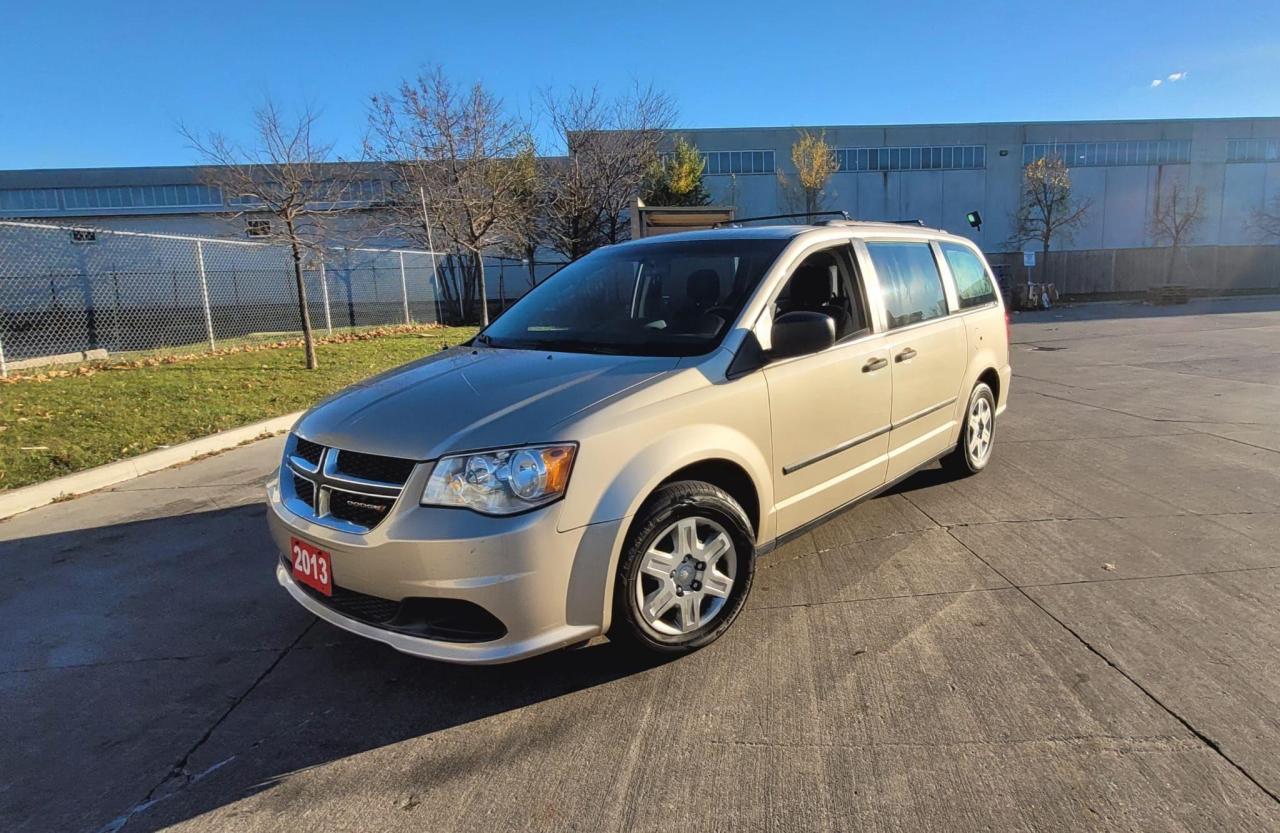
(1167, 71, 1188, 82)
(1150, 79, 1163, 88)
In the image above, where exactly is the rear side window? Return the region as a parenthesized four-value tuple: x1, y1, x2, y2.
(865, 242, 949, 329)
(941, 243, 997, 309)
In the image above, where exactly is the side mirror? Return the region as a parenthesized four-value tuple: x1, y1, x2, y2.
(769, 311, 835, 360)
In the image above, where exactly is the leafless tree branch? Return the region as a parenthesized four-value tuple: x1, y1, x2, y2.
(541, 83, 676, 260)
(180, 99, 358, 369)
(1148, 179, 1206, 284)
(366, 66, 531, 325)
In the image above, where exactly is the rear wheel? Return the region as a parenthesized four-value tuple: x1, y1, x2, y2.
(611, 481, 755, 655)
(943, 381, 996, 476)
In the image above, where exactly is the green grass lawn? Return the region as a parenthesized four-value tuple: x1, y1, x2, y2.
(0, 326, 476, 491)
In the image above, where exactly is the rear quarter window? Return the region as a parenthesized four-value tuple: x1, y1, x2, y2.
(940, 243, 997, 309)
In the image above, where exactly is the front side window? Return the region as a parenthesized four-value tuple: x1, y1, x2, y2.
(480, 237, 788, 357)
(865, 241, 949, 329)
(940, 243, 997, 309)
(772, 246, 869, 342)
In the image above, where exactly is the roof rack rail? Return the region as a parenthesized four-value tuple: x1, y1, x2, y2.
(712, 210, 849, 229)
(819, 217, 928, 227)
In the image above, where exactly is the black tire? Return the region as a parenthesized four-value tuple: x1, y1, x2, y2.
(942, 381, 996, 476)
(611, 480, 756, 655)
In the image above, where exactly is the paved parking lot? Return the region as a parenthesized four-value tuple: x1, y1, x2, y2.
(3, 296, 1279, 832)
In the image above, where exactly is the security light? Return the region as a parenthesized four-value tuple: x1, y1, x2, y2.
(966, 211, 983, 230)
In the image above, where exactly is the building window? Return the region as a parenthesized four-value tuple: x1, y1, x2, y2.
(0, 188, 60, 211)
(246, 219, 272, 238)
(835, 145, 985, 172)
(53, 183, 224, 211)
(70, 229, 97, 244)
(342, 179, 388, 202)
(1226, 138, 1280, 163)
(1022, 140, 1191, 167)
(694, 149, 775, 175)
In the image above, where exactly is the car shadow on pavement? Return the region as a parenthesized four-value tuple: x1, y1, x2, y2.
(0, 502, 675, 833)
(882, 462, 959, 496)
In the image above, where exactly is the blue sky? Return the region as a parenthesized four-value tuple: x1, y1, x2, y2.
(2, 0, 1277, 170)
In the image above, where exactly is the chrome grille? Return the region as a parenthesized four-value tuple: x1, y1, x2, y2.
(281, 434, 418, 532)
(294, 437, 325, 467)
(291, 472, 316, 506)
(334, 450, 416, 485)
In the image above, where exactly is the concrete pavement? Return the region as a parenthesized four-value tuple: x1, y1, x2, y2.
(2, 296, 1279, 832)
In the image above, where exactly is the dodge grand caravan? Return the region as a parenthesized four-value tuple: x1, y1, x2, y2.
(268, 221, 1010, 663)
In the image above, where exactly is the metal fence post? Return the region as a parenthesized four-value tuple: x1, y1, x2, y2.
(194, 240, 216, 351)
(398, 251, 411, 325)
(319, 257, 333, 335)
(429, 258, 443, 325)
(0, 331, 7, 378)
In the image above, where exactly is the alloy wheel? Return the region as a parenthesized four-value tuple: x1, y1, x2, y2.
(634, 516, 737, 637)
(968, 395, 993, 465)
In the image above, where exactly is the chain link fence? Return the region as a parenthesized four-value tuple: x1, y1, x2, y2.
(0, 220, 448, 375)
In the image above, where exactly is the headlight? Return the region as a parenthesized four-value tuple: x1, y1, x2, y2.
(421, 444, 577, 515)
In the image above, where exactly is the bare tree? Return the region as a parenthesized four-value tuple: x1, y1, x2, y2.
(1250, 194, 1280, 240)
(498, 139, 547, 289)
(181, 100, 354, 369)
(1009, 154, 1092, 271)
(368, 66, 530, 326)
(542, 84, 676, 260)
(1147, 179, 1206, 284)
(778, 130, 839, 222)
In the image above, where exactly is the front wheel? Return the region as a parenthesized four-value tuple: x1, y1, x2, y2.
(611, 481, 756, 655)
(943, 381, 996, 476)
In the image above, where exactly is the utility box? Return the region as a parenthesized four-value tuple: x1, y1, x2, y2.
(630, 198, 735, 239)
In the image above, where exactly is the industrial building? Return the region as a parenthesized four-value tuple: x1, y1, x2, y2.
(2, 116, 1279, 294)
(675, 117, 1280, 293)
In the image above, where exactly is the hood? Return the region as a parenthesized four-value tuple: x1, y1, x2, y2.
(294, 346, 679, 460)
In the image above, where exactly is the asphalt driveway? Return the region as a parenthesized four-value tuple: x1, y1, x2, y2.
(3, 296, 1279, 832)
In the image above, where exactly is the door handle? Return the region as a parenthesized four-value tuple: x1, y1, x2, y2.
(862, 356, 888, 373)
(895, 347, 917, 363)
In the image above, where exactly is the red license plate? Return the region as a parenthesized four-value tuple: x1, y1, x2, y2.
(290, 536, 332, 596)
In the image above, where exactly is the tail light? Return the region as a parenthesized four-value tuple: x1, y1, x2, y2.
(1005, 311, 1012, 365)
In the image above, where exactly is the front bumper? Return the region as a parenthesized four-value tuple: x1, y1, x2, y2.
(266, 478, 623, 664)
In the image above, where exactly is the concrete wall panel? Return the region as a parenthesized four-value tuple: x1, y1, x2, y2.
(900, 173, 944, 228)
(1220, 164, 1267, 245)
(1103, 166, 1155, 248)
(1064, 168, 1107, 251)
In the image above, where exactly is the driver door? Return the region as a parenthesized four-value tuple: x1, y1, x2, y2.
(762, 244, 892, 535)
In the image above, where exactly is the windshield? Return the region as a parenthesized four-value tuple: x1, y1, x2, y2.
(479, 237, 789, 356)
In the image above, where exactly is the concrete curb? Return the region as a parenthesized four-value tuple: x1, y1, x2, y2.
(0, 411, 302, 521)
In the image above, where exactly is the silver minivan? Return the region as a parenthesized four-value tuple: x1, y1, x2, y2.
(268, 222, 1010, 663)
